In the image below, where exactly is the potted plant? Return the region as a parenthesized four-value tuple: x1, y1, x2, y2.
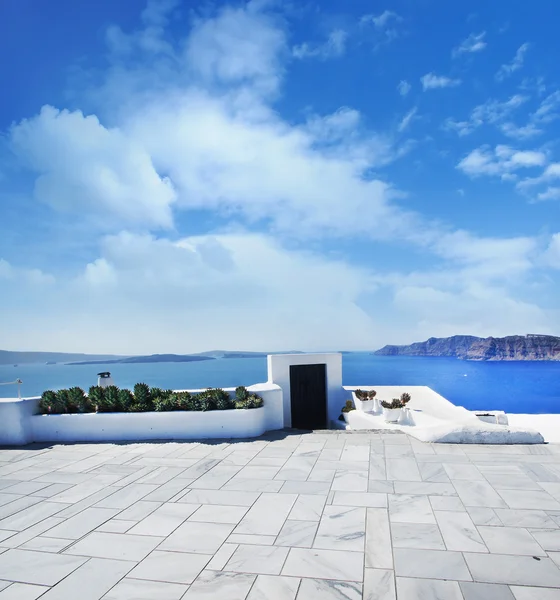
(340, 400, 355, 423)
(380, 393, 411, 423)
(353, 389, 378, 412)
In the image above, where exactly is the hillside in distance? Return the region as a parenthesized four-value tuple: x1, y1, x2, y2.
(374, 334, 560, 361)
(0, 350, 124, 365)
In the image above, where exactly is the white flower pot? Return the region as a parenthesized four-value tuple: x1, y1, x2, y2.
(343, 412, 351, 423)
(383, 407, 402, 423)
(372, 397, 381, 415)
(352, 392, 374, 413)
(398, 407, 410, 425)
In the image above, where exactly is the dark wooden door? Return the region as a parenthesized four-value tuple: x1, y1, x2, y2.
(289, 364, 327, 430)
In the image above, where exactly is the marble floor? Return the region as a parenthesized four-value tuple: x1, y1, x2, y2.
(0, 431, 560, 599)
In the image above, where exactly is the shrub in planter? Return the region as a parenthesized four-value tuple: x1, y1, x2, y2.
(154, 394, 179, 411)
(67, 387, 93, 413)
(131, 383, 153, 412)
(380, 395, 411, 423)
(235, 386, 250, 402)
(204, 388, 232, 410)
(88, 386, 105, 411)
(175, 391, 194, 411)
(192, 390, 217, 412)
(234, 393, 263, 409)
(39, 390, 63, 414)
(118, 389, 134, 412)
(400, 392, 411, 405)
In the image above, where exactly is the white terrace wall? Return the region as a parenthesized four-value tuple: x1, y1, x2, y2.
(0, 384, 283, 446)
(267, 352, 345, 426)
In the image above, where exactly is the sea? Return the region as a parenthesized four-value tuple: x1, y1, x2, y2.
(1, 353, 560, 414)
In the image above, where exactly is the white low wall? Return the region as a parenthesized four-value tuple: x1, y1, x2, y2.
(0, 384, 283, 446)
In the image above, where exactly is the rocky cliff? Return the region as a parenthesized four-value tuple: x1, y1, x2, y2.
(374, 335, 560, 361)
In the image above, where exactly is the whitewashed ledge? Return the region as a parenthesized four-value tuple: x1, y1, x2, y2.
(0, 384, 283, 446)
(343, 386, 546, 444)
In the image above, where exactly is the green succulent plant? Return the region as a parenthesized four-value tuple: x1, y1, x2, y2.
(400, 392, 411, 405)
(67, 386, 93, 413)
(39, 390, 61, 414)
(118, 389, 134, 411)
(131, 383, 153, 412)
(235, 386, 250, 402)
(88, 385, 105, 411)
(341, 399, 355, 413)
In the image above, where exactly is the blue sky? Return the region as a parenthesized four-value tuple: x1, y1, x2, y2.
(1, 0, 559, 353)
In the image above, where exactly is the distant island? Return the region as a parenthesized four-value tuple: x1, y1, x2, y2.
(374, 334, 560, 361)
(1, 349, 304, 366)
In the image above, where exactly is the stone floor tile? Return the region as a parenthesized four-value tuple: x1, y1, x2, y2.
(225, 544, 289, 575)
(497, 489, 560, 510)
(96, 519, 136, 533)
(19, 536, 72, 553)
(101, 578, 187, 600)
(180, 489, 260, 506)
(313, 506, 365, 552)
(1, 483, 51, 497)
(331, 472, 368, 492)
(280, 481, 331, 495)
(362, 569, 395, 600)
(393, 548, 472, 581)
(189, 504, 248, 524)
(183, 570, 256, 600)
(510, 585, 560, 599)
(429, 495, 465, 511)
(307, 468, 336, 482)
(0, 502, 68, 532)
(189, 465, 242, 490)
(160, 521, 235, 554)
(478, 526, 547, 555)
(529, 528, 560, 551)
(386, 459, 421, 482)
(390, 522, 445, 550)
(33, 557, 134, 600)
(393, 482, 456, 496)
(0, 549, 86, 586)
(296, 578, 361, 600)
(282, 548, 364, 582)
(65, 531, 163, 561)
(275, 520, 317, 548)
(365, 508, 392, 569)
(246, 574, 300, 600)
(44, 507, 118, 539)
(464, 553, 560, 587)
(235, 493, 297, 536)
(222, 478, 284, 493)
(129, 550, 209, 584)
(467, 506, 503, 526)
(331, 492, 387, 508)
(141, 479, 193, 502)
(459, 582, 515, 600)
(435, 510, 488, 553)
(367, 481, 394, 493)
(368, 456, 386, 481)
(127, 502, 199, 536)
(0, 516, 65, 549)
(0, 531, 16, 543)
(206, 543, 238, 570)
(94, 484, 160, 510)
(396, 577, 463, 600)
(454, 480, 508, 508)
(418, 463, 451, 483)
(287, 494, 326, 521)
(235, 466, 281, 480)
(495, 509, 557, 529)
(228, 534, 276, 545)
(388, 494, 436, 524)
(443, 463, 484, 481)
(0, 583, 49, 600)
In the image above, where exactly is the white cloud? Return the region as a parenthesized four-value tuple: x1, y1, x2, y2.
(421, 73, 461, 91)
(10, 106, 176, 229)
(453, 31, 487, 57)
(293, 29, 347, 60)
(360, 10, 401, 28)
(517, 163, 560, 190)
(397, 107, 417, 132)
(496, 42, 530, 82)
(500, 122, 543, 139)
(537, 187, 560, 201)
(0, 259, 55, 285)
(457, 145, 546, 178)
(444, 94, 528, 136)
(543, 234, 560, 268)
(397, 80, 411, 96)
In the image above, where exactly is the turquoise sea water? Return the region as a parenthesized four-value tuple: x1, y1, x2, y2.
(1, 353, 559, 414)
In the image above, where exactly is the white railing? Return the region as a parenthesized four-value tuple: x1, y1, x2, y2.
(0, 379, 23, 399)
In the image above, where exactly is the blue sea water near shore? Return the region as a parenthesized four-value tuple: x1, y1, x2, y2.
(1, 353, 559, 414)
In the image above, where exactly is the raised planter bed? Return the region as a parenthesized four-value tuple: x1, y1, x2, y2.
(30, 406, 267, 443)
